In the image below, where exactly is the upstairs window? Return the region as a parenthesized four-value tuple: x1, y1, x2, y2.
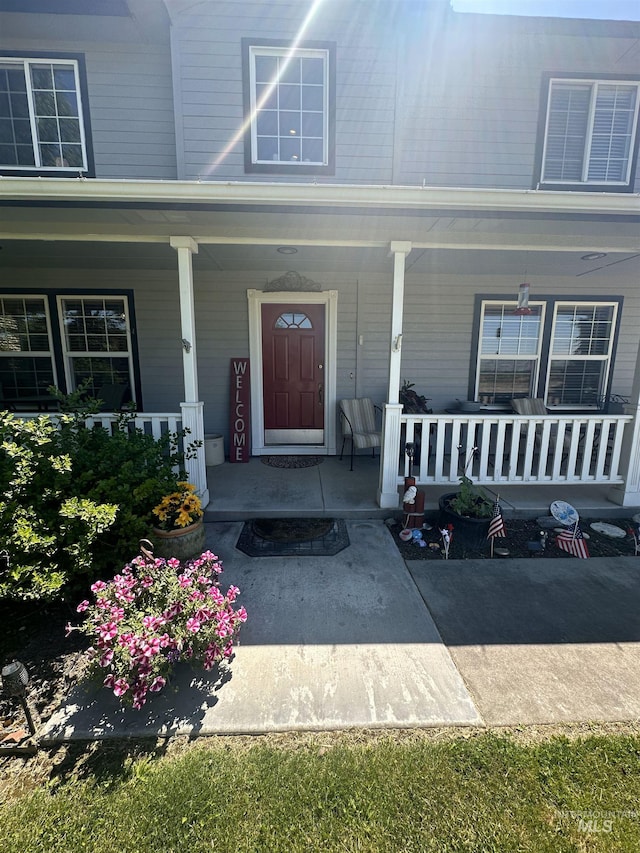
(539, 77, 640, 191)
(0, 56, 92, 175)
(242, 40, 335, 175)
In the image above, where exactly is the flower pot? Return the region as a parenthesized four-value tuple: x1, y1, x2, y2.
(151, 519, 206, 561)
(438, 493, 491, 551)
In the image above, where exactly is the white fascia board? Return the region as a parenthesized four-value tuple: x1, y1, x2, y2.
(0, 177, 639, 217)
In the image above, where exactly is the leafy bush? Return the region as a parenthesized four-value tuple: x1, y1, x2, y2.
(448, 476, 494, 518)
(0, 397, 198, 601)
(0, 413, 118, 600)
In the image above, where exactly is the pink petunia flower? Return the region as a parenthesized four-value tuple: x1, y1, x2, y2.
(149, 676, 166, 693)
(113, 678, 129, 697)
(226, 585, 240, 603)
(99, 649, 114, 667)
(91, 580, 107, 593)
(186, 617, 201, 633)
(98, 621, 118, 641)
(76, 600, 90, 613)
(167, 558, 181, 569)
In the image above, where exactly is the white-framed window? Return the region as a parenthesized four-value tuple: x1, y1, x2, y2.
(57, 296, 135, 395)
(0, 56, 89, 172)
(476, 301, 546, 405)
(474, 298, 620, 409)
(0, 295, 57, 401)
(546, 302, 618, 408)
(243, 41, 334, 174)
(540, 78, 640, 188)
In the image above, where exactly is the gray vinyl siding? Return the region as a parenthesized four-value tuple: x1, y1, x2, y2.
(0, 32, 177, 180)
(171, 0, 397, 183)
(396, 18, 640, 191)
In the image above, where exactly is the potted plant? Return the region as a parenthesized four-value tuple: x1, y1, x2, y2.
(69, 549, 247, 709)
(438, 475, 494, 549)
(151, 482, 205, 560)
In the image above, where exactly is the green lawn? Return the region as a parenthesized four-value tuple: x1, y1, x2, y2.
(2, 730, 640, 852)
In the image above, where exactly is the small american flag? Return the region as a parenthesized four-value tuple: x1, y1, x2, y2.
(556, 523, 589, 559)
(487, 497, 506, 539)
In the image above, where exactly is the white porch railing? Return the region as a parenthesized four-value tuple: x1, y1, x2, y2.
(397, 412, 632, 486)
(14, 411, 182, 438)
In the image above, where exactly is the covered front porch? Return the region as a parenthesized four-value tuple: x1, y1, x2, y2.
(2, 178, 640, 512)
(203, 454, 633, 521)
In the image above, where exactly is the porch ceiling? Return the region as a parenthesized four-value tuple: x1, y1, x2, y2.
(0, 180, 638, 276)
(0, 238, 638, 280)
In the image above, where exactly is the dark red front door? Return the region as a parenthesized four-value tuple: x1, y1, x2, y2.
(262, 303, 325, 445)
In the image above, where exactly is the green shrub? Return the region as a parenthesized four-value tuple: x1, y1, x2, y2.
(0, 414, 118, 600)
(0, 399, 196, 601)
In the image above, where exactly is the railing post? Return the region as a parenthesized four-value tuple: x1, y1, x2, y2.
(181, 401, 209, 507)
(609, 403, 640, 506)
(378, 403, 403, 508)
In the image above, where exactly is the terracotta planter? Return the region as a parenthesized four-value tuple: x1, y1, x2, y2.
(151, 519, 206, 561)
(438, 493, 491, 551)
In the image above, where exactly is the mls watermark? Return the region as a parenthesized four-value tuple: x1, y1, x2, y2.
(555, 808, 639, 834)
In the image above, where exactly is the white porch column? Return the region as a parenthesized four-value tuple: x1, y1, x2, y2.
(378, 241, 411, 507)
(386, 241, 411, 404)
(170, 236, 209, 507)
(609, 349, 640, 507)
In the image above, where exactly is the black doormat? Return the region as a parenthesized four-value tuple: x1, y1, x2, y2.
(261, 455, 324, 469)
(236, 518, 349, 557)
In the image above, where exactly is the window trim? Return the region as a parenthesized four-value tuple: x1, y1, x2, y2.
(0, 51, 95, 177)
(57, 294, 136, 398)
(474, 300, 547, 406)
(241, 38, 336, 176)
(0, 294, 58, 397)
(471, 295, 623, 410)
(0, 289, 141, 406)
(534, 73, 640, 193)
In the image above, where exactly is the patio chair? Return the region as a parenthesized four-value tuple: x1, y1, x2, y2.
(339, 398, 382, 471)
(95, 383, 131, 411)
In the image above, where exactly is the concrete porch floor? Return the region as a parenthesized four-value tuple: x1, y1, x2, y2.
(203, 456, 639, 521)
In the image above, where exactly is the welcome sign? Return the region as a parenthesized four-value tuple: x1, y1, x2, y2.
(230, 358, 250, 463)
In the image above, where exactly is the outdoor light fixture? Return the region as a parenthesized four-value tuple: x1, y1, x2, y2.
(181, 338, 192, 353)
(277, 246, 298, 254)
(581, 253, 607, 261)
(1, 660, 36, 737)
(513, 282, 532, 316)
(405, 442, 415, 477)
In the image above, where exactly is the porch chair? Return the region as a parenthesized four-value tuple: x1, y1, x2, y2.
(511, 397, 573, 465)
(339, 398, 382, 471)
(95, 384, 131, 412)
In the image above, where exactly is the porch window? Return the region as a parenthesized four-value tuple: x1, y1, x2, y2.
(0, 296, 56, 399)
(539, 78, 640, 190)
(476, 302, 545, 405)
(242, 40, 335, 175)
(547, 302, 618, 407)
(58, 296, 134, 395)
(0, 56, 91, 174)
(474, 298, 620, 409)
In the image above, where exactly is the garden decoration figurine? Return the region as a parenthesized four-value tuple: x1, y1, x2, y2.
(68, 547, 247, 709)
(152, 482, 205, 559)
(440, 524, 453, 559)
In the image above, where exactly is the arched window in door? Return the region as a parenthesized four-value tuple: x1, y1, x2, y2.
(274, 312, 313, 329)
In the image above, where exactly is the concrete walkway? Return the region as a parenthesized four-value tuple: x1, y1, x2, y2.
(407, 556, 640, 726)
(41, 521, 481, 742)
(41, 520, 640, 742)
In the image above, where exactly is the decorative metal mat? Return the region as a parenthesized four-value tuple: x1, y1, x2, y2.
(236, 518, 350, 557)
(260, 455, 324, 468)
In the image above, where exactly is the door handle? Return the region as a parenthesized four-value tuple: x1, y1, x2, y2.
(318, 383, 323, 405)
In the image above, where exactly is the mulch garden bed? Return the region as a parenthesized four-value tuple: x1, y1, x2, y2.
(388, 515, 640, 561)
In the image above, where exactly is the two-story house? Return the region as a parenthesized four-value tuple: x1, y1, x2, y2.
(0, 0, 639, 510)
